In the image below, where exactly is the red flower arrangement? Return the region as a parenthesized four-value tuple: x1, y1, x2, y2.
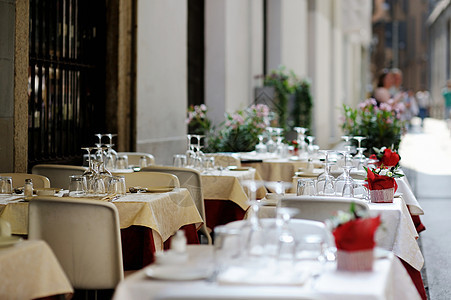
(369, 147, 401, 167)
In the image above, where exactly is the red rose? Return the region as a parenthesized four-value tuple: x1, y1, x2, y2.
(380, 149, 400, 167)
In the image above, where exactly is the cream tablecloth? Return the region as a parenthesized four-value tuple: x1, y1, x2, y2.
(201, 168, 266, 210)
(113, 245, 420, 300)
(0, 239, 73, 299)
(0, 189, 203, 251)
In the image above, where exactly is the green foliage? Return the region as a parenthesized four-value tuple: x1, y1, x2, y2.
(264, 66, 312, 133)
(341, 99, 405, 154)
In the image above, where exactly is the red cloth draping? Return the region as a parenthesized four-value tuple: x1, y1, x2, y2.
(400, 258, 427, 300)
(121, 224, 199, 271)
(204, 200, 246, 231)
(332, 216, 381, 251)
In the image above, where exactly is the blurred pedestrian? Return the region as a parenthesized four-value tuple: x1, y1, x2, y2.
(442, 80, 451, 120)
(416, 90, 431, 127)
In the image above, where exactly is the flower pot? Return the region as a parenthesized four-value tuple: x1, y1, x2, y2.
(370, 187, 394, 203)
(336, 249, 374, 271)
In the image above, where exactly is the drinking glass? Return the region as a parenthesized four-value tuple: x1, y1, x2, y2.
(297, 178, 317, 196)
(255, 135, 267, 153)
(276, 207, 299, 263)
(341, 165, 354, 197)
(203, 156, 215, 173)
(213, 225, 242, 277)
(265, 127, 277, 153)
(116, 155, 129, 170)
(316, 163, 335, 195)
(0, 176, 13, 194)
(295, 234, 326, 279)
(306, 136, 315, 156)
(240, 180, 265, 259)
(173, 154, 187, 168)
(354, 179, 369, 201)
(353, 136, 366, 159)
(108, 175, 126, 196)
(69, 175, 87, 197)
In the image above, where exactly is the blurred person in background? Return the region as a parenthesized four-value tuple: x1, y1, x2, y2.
(373, 69, 394, 105)
(403, 89, 419, 129)
(416, 89, 431, 127)
(442, 80, 451, 120)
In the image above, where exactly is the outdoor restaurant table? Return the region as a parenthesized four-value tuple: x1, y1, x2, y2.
(201, 168, 266, 230)
(254, 194, 426, 299)
(0, 239, 73, 299)
(112, 245, 421, 300)
(0, 188, 203, 270)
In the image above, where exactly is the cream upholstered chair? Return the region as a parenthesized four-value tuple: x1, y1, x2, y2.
(279, 196, 369, 222)
(0, 173, 50, 189)
(117, 152, 155, 167)
(141, 166, 212, 244)
(117, 171, 180, 189)
(31, 164, 87, 189)
(28, 196, 123, 293)
(205, 153, 241, 168)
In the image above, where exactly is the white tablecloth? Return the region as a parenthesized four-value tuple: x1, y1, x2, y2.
(113, 245, 420, 300)
(254, 195, 423, 272)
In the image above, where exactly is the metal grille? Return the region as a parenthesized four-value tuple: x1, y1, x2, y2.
(28, 0, 106, 168)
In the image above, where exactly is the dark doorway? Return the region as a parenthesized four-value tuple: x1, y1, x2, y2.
(28, 0, 107, 169)
(187, 0, 205, 107)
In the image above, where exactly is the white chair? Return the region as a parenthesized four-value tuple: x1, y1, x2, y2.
(0, 173, 50, 189)
(141, 166, 212, 244)
(31, 164, 87, 189)
(205, 153, 241, 168)
(279, 196, 369, 222)
(117, 172, 180, 189)
(28, 196, 123, 292)
(117, 152, 155, 167)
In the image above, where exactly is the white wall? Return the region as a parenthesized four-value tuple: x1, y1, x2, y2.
(267, 0, 308, 78)
(205, 0, 264, 126)
(136, 0, 187, 165)
(308, 0, 333, 148)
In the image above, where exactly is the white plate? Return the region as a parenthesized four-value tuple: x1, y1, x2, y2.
(0, 236, 22, 248)
(145, 265, 211, 281)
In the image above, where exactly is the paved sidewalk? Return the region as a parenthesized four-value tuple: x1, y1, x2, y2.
(399, 117, 451, 300)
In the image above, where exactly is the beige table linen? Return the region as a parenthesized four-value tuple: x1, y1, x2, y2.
(113, 245, 420, 300)
(114, 189, 203, 250)
(0, 240, 73, 299)
(201, 168, 266, 210)
(0, 189, 203, 251)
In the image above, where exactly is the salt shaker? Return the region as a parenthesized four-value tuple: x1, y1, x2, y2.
(24, 178, 33, 197)
(171, 230, 187, 253)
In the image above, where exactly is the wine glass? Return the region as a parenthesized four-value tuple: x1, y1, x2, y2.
(316, 163, 335, 195)
(240, 180, 265, 259)
(265, 127, 277, 154)
(104, 134, 118, 169)
(341, 165, 354, 197)
(353, 136, 366, 159)
(255, 135, 267, 153)
(334, 150, 351, 194)
(276, 207, 299, 264)
(294, 127, 308, 155)
(185, 135, 196, 167)
(94, 133, 103, 147)
(341, 135, 353, 153)
(306, 136, 315, 156)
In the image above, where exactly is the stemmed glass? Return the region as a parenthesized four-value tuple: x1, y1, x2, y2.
(255, 135, 267, 153)
(341, 165, 354, 197)
(316, 151, 335, 195)
(353, 136, 366, 159)
(94, 133, 103, 147)
(265, 127, 277, 154)
(240, 180, 265, 260)
(185, 135, 196, 167)
(335, 150, 351, 194)
(104, 134, 118, 170)
(276, 207, 299, 264)
(294, 127, 308, 155)
(341, 135, 353, 153)
(306, 136, 315, 156)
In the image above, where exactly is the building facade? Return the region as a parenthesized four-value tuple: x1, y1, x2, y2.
(0, 0, 372, 172)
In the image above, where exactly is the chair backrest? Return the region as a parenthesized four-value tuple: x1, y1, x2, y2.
(141, 166, 211, 244)
(280, 196, 369, 222)
(224, 218, 331, 247)
(205, 153, 241, 168)
(117, 152, 155, 167)
(31, 164, 87, 189)
(0, 173, 50, 189)
(28, 197, 123, 289)
(118, 171, 180, 189)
